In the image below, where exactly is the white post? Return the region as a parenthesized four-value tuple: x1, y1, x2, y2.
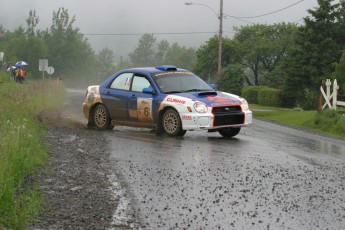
(333, 79, 338, 110)
(326, 79, 332, 109)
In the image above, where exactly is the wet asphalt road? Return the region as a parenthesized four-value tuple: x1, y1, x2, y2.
(106, 120, 345, 230)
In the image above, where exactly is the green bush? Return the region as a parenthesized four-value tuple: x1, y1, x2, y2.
(258, 88, 282, 107)
(241, 86, 268, 104)
(242, 86, 282, 106)
(314, 109, 345, 135)
(297, 89, 319, 110)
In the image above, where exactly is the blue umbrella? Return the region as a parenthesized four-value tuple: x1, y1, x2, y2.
(15, 61, 28, 67)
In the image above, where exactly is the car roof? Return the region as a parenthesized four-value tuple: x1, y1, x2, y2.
(121, 65, 189, 75)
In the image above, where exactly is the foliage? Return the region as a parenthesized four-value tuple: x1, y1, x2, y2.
(129, 34, 156, 66)
(42, 8, 97, 81)
(258, 88, 282, 107)
(241, 86, 268, 104)
(96, 48, 116, 82)
(313, 109, 345, 135)
(26, 10, 40, 37)
(282, 0, 345, 107)
(128, 34, 196, 70)
(333, 51, 345, 99)
(1, 27, 27, 65)
(155, 40, 169, 66)
(0, 79, 64, 229)
(194, 36, 219, 82)
(194, 36, 239, 82)
(216, 64, 245, 95)
(164, 43, 196, 70)
(233, 23, 297, 86)
(298, 89, 319, 110)
(1, 12, 47, 78)
(1, 8, 97, 82)
(252, 104, 345, 139)
(260, 64, 286, 88)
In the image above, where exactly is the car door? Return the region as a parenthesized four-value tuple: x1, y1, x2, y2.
(102, 72, 133, 121)
(128, 74, 155, 123)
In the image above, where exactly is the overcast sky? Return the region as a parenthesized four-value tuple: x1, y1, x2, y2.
(0, 0, 327, 59)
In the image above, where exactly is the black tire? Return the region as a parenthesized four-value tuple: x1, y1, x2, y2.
(162, 109, 186, 137)
(217, 127, 241, 138)
(93, 104, 113, 130)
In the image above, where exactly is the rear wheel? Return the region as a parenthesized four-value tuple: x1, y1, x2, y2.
(93, 104, 113, 130)
(217, 127, 241, 138)
(162, 109, 186, 137)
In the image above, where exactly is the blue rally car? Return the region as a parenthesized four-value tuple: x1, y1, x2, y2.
(82, 65, 252, 137)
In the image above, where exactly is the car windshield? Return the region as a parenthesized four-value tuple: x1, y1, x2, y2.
(153, 72, 213, 93)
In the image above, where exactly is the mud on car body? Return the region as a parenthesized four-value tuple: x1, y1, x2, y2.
(82, 65, 252, 137)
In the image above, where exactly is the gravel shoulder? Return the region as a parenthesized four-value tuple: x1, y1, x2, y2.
(27, 91, 119, 230)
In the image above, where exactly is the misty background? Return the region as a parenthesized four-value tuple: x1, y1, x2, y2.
(0, 0, 320, 60)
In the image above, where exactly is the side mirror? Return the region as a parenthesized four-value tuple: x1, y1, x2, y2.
(209, 84, 216, 90)
(143, 87, 154, 94)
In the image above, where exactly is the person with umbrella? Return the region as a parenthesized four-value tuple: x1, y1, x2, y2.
(14, 61, 28, 83)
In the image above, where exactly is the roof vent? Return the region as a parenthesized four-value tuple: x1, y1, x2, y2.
(156, 65, 177, 71)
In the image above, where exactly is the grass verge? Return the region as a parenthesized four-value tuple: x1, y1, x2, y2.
(0, 74, 65, 229)
(251, 104, 345, 139)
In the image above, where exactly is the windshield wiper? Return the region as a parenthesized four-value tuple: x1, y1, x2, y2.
(164, 91, 182, 94)
(184, 89, 209, 92)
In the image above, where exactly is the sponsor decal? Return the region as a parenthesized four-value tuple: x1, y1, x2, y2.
(88, 93, 95, 103)
(124, 77, 131, 86)
(137, 98, 153, 122)
(182, 115, 192, 120)
(90, 86, 98, 93)
(167, 97, 186, 104)
(206, 95, 237, 106)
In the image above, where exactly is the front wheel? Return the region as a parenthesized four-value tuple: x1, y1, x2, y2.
(217, 127, 241, 138)
(93, 104, 113, 130)
(162, 109, 186, 137)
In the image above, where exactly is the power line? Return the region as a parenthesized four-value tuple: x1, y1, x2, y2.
(224, 14, 255, 24)
(229, 0, 305, 19)
(83, 0, 306, 37)
(84, 31, 223, 36)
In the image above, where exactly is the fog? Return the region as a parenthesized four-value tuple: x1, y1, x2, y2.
(1, 0, 321, 60)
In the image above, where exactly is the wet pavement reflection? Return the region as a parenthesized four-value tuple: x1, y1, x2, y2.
(107, 119, 345, 230)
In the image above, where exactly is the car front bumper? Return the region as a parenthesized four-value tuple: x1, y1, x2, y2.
(180, 110, 252, 131)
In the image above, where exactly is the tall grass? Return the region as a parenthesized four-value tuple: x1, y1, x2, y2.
(251, 104, 345, 139)
(0, 73, 64, 229)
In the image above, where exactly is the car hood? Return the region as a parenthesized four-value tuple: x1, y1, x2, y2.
(176, 91, 242, 107)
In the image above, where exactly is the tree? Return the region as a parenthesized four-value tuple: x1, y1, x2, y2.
(333, 51, 345, 99)
(96, 48, 116, 81)
(129, 34, 156, 66)
(155, 40, 169, 65)
(42, 7, 97, 80)
(128, 34, 196, 70)
(26, 10, 40, 37)
(282, 0, 345, 107)
(165, 43, 196, 70)
(2, 27, 27, 64)
(233, 23, 297, 86)
(217, 64, 245, 95)
(194, 36, 219, 82)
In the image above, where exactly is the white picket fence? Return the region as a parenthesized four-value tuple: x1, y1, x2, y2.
(320, 79, 345, 110)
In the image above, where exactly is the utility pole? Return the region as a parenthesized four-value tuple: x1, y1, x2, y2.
(185, 0, 223, 80)
(217, 0, 223, 77)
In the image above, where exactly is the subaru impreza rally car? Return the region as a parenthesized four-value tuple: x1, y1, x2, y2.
(82, 65, 252, 137)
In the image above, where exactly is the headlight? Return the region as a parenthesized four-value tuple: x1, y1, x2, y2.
(241, 98, 249, 111)
(193, 102, 208, 113)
